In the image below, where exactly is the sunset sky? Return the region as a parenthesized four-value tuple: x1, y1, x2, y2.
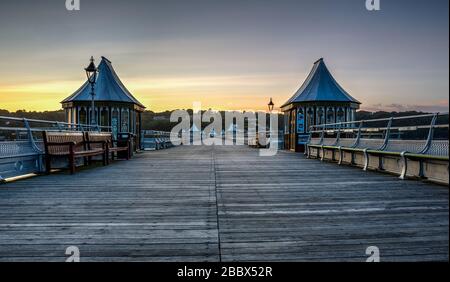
(0, 0, 448, 113)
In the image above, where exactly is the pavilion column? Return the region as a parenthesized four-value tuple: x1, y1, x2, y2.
(132, 110, 136, 134)
(97, 107, 100, 126)
(65, 109, 69, 124)
(334, 107, 337, 124)
(107, 107, 110, 127)
(82, 107, 90, 125)
(70, 107, 76, 123)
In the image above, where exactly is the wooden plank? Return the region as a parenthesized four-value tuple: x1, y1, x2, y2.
(0, 145, 447, 261)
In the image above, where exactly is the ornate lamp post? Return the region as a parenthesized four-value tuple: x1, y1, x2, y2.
(85, 56, 98, 127)
(268, 98, 275, 113)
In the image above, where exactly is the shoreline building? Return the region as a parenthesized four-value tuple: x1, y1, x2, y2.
(61, 56, 146, 148)
(281, 58, 361, 152)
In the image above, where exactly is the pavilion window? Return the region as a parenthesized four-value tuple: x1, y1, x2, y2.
(317, 107, 325, 125)
(297, 107, 305, 133)
(121, 109, 129, 133)
(306, 107, 314, 131)
(336, 107, 345, 123)
(346, 107, 351, 123)
(100, 108, 109, 127)
(111, 108, 119, 138)
(326, 107, 335, 125)
(79, 108, 87, 125)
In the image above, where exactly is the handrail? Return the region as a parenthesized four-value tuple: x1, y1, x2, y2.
(0, 115, 111, 132)
(310, 112, 448, 130)
(305, 112, 449, 182)
(307, 112, 448, 153)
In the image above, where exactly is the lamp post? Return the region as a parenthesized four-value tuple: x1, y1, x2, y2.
(85, 56, 98, 128)
(268, 98, 275, 113)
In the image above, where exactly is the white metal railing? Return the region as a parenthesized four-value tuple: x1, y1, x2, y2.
(305, 112, 449, 180)
(141, 130, 173, 150)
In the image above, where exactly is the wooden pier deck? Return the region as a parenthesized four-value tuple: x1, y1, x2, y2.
(0, 145, 448, 262)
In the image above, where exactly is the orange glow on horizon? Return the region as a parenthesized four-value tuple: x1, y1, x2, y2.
(0, 75, 291, 113)
(1, 75, 448, 113)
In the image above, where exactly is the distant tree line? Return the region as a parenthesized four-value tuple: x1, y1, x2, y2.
(1, 109, 447, 136)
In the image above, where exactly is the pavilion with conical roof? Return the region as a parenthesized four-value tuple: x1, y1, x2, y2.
(62, 56, 146, 147)
(281, 58, 361, 152)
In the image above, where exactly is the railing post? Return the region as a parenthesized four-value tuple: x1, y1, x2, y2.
(354, 121, 363, 148)
(351, 121, 364, 165)
(305, 129, 313, 156)
(56, 122, 63, 132)
(381, 118, 393, 151)
(319, 127, 325, 145)
(400, 151, 408, 180)
(23, 118, 44, 173)
(418, 113, 438, 178)
(334, 124, 342, 146)
(421, 113, 438, 154)
(23, 118, 41, 153)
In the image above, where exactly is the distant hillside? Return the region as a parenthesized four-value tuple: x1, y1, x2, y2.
(0, 109, 66, 122)
(356, 110, 430, 120)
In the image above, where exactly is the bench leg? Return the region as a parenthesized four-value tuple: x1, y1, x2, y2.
(400, 152, 408, 180)
(106, 149, 110, 165)
(378, 155, 384, 171)
(69, 154, 75, 175)
(418, 160, 425, 178)
(45, 155, 51, 175)
(363, 149, 369, 171)
(338, 148, 343, 165)
(102, 153, 107, 166)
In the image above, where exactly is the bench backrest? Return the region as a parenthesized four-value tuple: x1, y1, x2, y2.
(85, 132, 113, 149)
(43, 132, 85, 154)
(424, 140, 449, 157)
(337, 138, 358, 148)
(356, 138, 386, 150)
(309, 138, 322, 145)
(383, 139, 427, 154)
(322, 138, 338, 146)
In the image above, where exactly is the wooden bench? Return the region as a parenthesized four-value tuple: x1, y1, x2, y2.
(43, 131, 106, 174)
(307, 134, 449, 180)
(85, 132, 130, 164)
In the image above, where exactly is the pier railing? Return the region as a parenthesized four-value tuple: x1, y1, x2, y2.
(141, 130, 173, 150)
(248, 130, 285, 149)
(0, 116, 111, 181)
(306, 113, 449, 183)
